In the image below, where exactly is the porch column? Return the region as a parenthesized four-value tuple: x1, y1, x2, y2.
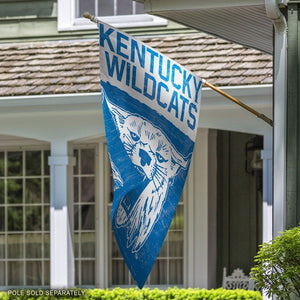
(286, 2, 300, 229)
(185, 129, 217, 289)
(49, 141, 75, 288)
(261, 135, 273, 243)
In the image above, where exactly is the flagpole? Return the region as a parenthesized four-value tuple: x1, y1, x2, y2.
(204, 81, 273, 126)
(83, 12, 273, 127)
(83, 12, 99, 24)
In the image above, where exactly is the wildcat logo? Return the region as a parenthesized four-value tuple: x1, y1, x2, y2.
(105, 95, 189, 253)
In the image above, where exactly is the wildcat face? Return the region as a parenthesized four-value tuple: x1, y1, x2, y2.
(108, 103, 188, 192)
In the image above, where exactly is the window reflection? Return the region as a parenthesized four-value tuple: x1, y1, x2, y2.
(26, 151, 41, 176)
(7, 179, 23, 204)
(8, 206, 23, 231)
(26, 261, 42, 285)
(8, 261, 23, 285)
(26, 206, 42, 231)
(7, 152, 22, 176)
(7, 234, 23, 258)
(26, 179, 41, 204)
(0, 152, 4, 177)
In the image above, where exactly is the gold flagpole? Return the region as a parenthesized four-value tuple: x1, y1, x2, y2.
(84, 12, 273, 127)
(83, 12, 99, 23)
(204, 81, 273, 126)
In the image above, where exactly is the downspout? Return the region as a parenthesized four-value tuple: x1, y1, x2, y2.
(265, 0, 287, 237)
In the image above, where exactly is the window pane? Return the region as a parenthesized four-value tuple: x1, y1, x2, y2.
(81, 149, 95, 174)
(117, 0, 133, 15)
(0, 179, 4, 204)
(0, 261, 5, 285)
(75, 260, 80, 285)
(74, 177, 79, 203)
(81, 177, 95, 203)
(135, 1, 144, 14)
(98, 0, 114, 16)
(44, 234, 50, 258)
(77, 0, 95, 17)
(8, 261, 23, 285)
(44, 260, 50, 285)
(44, 150, 50, 176)
(7, 151, 22, 176)
(26, 233, 42, 258)
(81, 205, 95, 230)
(169, 259, 183, 284)
(26, 179, 41, 203)
(44, 205, 50, 231)
(74, 233, 79, 258)
(111, 234, 122, 258)
(0, 235, 5, 258)
(0, 152, 4, 177)
(150, 260, 167, 284)
(26, 261, 42, 285)
(26, 151, 41, 176)
(169, 231, 183, 257)
(8, 206, 23, 231)
(74, 150, 79, 175)
(44, 178, 50, 203)
(0, 207, 4, 232)
(170, 204, 183, 230)
(112, 260, 129, 285)
(26, 206, 42, 231)
(157, 235, 168, 257)
(7, 179, 23, 204)
(7, 234, 23, 258)
(81, 260, 95, 285)
(74, 204, 79, 230)
(81, 232, 95, 258)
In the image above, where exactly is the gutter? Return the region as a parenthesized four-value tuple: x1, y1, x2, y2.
(265, 0, 287, 236)
(0, 85, 272, 109)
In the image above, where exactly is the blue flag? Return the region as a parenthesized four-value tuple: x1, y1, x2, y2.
(99, 21, 203, 288)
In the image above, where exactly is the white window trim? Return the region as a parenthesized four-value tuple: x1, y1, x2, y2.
(57, 0, 167, 32)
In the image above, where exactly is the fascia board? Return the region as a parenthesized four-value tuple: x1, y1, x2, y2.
(145, 0, 265, 12)
(0, 85, 272, 112)
(0, 93, 101, 108)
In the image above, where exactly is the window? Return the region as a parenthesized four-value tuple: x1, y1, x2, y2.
(73, 146, 97, 286)
(57, 0, 167, 31)
(76, 0, 144, 18)
(0, 149, 50, 287)
(106, 148, 184, 286)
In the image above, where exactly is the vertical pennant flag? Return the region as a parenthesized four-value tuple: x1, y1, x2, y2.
(99, 21, 203, 288)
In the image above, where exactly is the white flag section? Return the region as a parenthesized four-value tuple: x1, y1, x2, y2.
(99, 21, 203, 288)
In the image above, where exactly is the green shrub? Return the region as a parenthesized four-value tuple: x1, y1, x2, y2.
(0, 287, 262, 300)
(251, 224, 300, 299)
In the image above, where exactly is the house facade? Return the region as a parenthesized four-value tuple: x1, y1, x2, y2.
(0, 0, 273, 290)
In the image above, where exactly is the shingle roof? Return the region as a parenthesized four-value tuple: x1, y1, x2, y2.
(0, 33, 272, 97)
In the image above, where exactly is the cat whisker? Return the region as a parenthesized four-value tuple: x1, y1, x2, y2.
(155, 165, 167, 177)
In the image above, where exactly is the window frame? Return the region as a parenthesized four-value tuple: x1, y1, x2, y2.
(57, 0, 167, 32)
(73, 143, 98, 288)
(0, 145, 50, 289)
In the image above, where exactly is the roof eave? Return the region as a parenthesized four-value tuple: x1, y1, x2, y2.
(141, 0, 275, 54)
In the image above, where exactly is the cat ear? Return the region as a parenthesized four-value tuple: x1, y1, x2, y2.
(106, 99, 130, 128)
(170, 148, 190, 176)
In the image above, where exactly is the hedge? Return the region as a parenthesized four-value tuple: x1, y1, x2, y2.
(0, 287, 262, 300)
